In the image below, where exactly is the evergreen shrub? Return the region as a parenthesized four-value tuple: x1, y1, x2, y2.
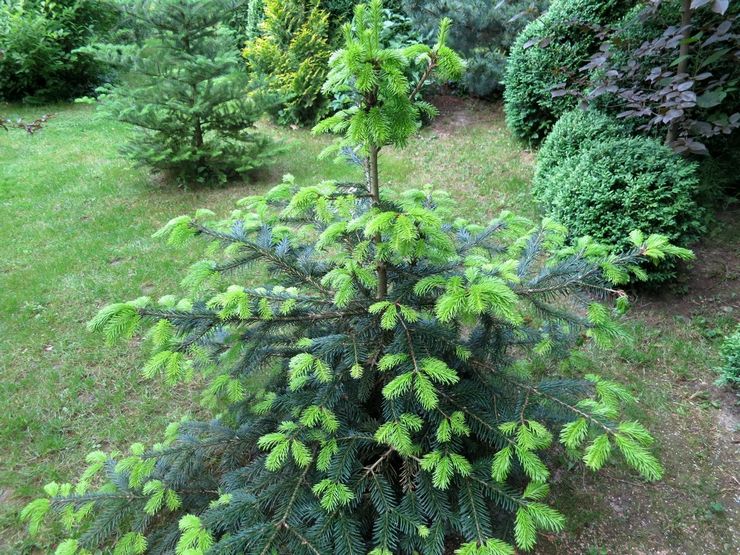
(90, 0, 277, 185)
(535, 136, 702, 283)
(533, 109, 627, 207)
(22, 3, 691, 554)
(0, 0, 117, 102)
(243, 0, 333, 126)
(503, 0, 635, 143)
(225, 0, 263, 46)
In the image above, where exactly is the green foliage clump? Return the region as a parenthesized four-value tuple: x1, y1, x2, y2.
(0, 0, 117, 102)
(716, 326, 740, 387)
(243, 0, 333, 126)
(22, 4, 686, 554)
(403, 0, 549, 97)
(90, 0, 277, 184)
(228, 0, 264, 45)
(503, 0, 635, 143)
(535, 136, 701, 282)
(533, 109, 627, 206)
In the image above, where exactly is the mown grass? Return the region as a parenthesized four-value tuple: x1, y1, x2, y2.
(2, 101, 736, 554)
(0, 101, 534, 552)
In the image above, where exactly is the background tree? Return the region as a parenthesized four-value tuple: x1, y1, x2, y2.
(402, 0, 549, 97)
(226, 0, 264, 46)
(88, 0, 277, 184)
(23, 3, 691, 554)
(503, 0, 637, 143)
(243, 0, 333, 126)
(555, 0, 739, 156)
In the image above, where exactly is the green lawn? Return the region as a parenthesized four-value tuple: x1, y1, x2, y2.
(1, 101, 737, 554)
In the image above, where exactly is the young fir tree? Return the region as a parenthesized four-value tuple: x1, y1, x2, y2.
(23, 2, 690, 554)
(90, 0, 277, 184)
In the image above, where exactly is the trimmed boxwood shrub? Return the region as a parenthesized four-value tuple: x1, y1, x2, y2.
(503, 0, 635, 143)
(533, 109, 627, 205)
(536, 136, 704, 282)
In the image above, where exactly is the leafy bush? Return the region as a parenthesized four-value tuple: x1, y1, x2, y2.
(22, 4, 690, 554)
(503, 0, 635, 143)
(403, 0, 548, 97)
(89, 0, 277, 185)
(242, 0, 415, 122)
(533, 109, 627, 206)
(535, 136, 702, 282)
(0, 0, 117, 102)
(716, 326, 740, 387)
(569, 0, 740, 156)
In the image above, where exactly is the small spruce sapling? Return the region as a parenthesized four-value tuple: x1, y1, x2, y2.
(87, 0, 278, 184)
(24, 2, 689, 554)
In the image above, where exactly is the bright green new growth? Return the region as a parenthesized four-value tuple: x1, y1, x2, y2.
(23, 3, 681, 554)
(314, 1, 465, 153)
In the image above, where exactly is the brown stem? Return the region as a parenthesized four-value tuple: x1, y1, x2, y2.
(409, 57, 437, 101)
(193, 113, 204, 149)
(368, 144, 388, 299)
(182, 34, 204, 150)
(666, 0, 692, 146)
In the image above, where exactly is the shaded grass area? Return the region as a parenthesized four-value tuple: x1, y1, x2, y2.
(0, 101, 533, 552)
(1, 101, 737, 554)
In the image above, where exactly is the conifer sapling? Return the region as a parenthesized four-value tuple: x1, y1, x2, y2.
(88, 0, 278, 184)
(23, 2, 689, 554)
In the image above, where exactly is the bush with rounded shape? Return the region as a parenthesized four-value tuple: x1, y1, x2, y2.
(538, 136, 703, 282)
(533, 109, 627, 206)
(503, 0, 635, 143)
(716, 325, 740, 387)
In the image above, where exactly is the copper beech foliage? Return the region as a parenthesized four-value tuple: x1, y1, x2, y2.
(550, 0, 739, 155)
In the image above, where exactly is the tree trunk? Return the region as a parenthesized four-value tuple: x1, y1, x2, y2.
(666, 0, 692, 146)
(368, 145, 388, 299)
(194, 116, 204, 148)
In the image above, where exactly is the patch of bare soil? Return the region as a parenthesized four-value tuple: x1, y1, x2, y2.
(634, 208, 739, 320)
(428, 94, 501, 136)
